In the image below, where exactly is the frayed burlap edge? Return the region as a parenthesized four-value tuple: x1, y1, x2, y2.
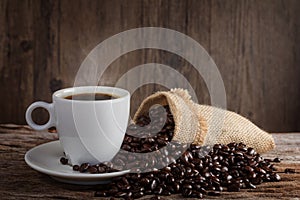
(170, 88, 207, 145)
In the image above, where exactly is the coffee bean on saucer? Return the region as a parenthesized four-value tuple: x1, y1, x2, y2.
(60, 157, 68, 165)
(97, 166, 106, 173)
(48, 127, 57, 133)
(73, 165, 80, 171)
(88, 166, 98, 174)
(79, 163, 90, 172)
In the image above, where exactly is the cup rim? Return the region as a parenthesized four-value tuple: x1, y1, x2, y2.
(53, 86, 130, 103)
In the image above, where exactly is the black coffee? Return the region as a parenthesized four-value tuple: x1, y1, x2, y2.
(64, 93, 119, 101)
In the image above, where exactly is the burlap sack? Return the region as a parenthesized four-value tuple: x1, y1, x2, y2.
(170, 89, 275, 153)
(197, 105, 275, 153)
(133, 89, 208, 145)
(135, 89, 275, 154)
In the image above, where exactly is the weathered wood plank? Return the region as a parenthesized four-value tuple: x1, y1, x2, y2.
(0, 0, 35, 124)
(0, 125, 299, 199)
(209, 0, 300, 132)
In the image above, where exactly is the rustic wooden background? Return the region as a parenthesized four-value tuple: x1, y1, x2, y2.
(0, 0, 299, 132)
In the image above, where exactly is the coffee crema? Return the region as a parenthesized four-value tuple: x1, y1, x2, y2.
(64, 93, 119, 101)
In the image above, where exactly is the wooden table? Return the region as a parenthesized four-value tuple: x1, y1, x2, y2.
(0, 124, 299, 199)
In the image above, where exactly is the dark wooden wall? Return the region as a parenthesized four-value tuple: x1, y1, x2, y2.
(0, 0, 299, 132)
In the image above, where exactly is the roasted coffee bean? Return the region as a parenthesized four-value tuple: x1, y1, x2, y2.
(221, 166, 228, 173)
(132, 191, 144, 198)
(88, 166, 98, 174)
(226, 174, 233, 181)
(183, 184, 193, 190)
(131, 187, 145, 194)
(248, 160, 257, 167)
(48, 127, 57, 133)
(150, 196, 162, 200)
(213, 144, 222, 150)
(173, 182, 181, 192)
(140, 177, 150, 186)
(182, 189, 192, 197)
(72, 165, 79, 171)
(144, 189, 152, 195)
(123, 185, 131, 191)
(166, 175, 175, 184)
(284, 168, 296, 173)
(161, 190, 171, 196)
(79, 163, 89, 172)
(60, 157, 68, 165)
(108, 186, 118, 195)
(192, 191, 203, 198)
(215, 185, 224, 191)
(125, 191, 132, 198)
(246, 182, 257, 189)
(114, 192, 127, 198)
(95, 191, 109, 197)
(153, 186, 163, 195)
(264, 158, 272, 163)
(208, 191, 221, 196)
(247, 148, 256, 156)
(244, 166, 254, 172)
(97, 166, 106, 173)
(227, 183, 241, 192)
(164, 185, 174, 194)
(150, 179, 158, 190)
(251, 177, 263, 185)
(248, 171, 257, 179)
(255, 156, 263, 163)
(257, 168, 266, 174)
(272, 173, 281, 181)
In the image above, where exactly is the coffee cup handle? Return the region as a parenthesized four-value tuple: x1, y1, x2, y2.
(25, 101, 56, 131)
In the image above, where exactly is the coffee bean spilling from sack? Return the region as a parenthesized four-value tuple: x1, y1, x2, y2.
(122, 105, 175, 153)
(60, 105, 281, 199)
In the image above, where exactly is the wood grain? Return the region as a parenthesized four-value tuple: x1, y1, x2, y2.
(0, 124, 299, 199)
(0, 0, 299, 132)
(0, 0, 35, 124)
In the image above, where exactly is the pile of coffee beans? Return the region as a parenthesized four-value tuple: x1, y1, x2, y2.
(59, 105, 281, 199)
(93, 142, 281, 199)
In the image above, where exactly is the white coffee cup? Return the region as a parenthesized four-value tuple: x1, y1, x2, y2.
(25, 86, 130, 165)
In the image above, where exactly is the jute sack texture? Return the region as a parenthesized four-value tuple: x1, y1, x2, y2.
(134, 89, 275, 154)
(196, 105, 275, 153)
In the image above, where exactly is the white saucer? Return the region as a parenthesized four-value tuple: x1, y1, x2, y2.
(25, 141, 130, 185)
